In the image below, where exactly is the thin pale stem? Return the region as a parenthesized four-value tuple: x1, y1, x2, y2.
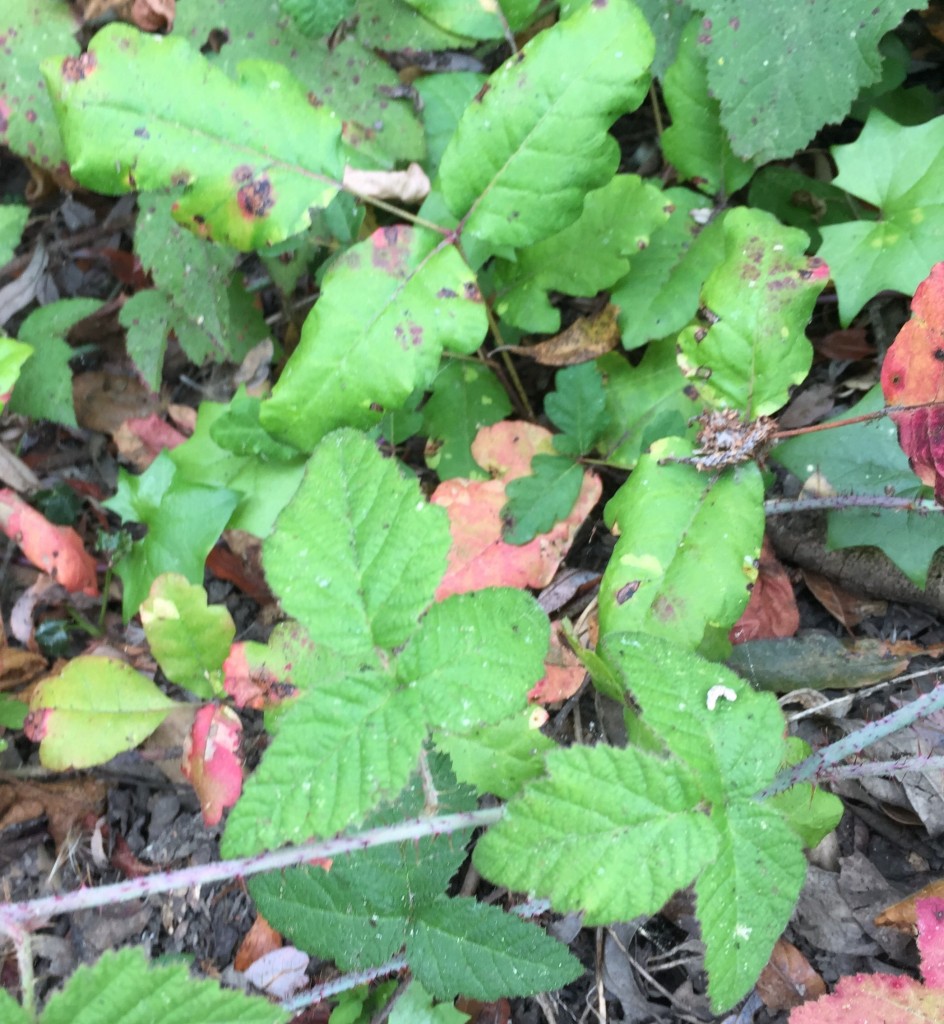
(814, 755, 944, 780)
(280, 955, 408, 1013)
(764, 494, 940, 515)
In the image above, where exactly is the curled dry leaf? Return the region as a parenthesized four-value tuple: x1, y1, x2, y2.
(729, 535, 799, 644)
(342, 162, 431, 204)
(181, 703, 244, 826)
(507, 304, 621, 366)
(801, 569, 886, 630)
(0, 489, 98, 596)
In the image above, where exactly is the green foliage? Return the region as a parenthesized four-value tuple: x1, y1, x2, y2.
(0, 338, 33, 414)
(546, 364, 610, 457)
(0, 204, 29, 265)
(501, 454, 586, 544)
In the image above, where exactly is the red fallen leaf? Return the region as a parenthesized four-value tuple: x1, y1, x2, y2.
(790, 897, 944, 1023)
(181, 704, 243, 826)
(528, 622, 585, 704)
(881, 262, 944, 502)
(222, 643, 298, 710)
(0, 490, 98, 596)
(729, 536, 799, 644)
(113, 413, 188, 469)
(207, 543, 273, 606)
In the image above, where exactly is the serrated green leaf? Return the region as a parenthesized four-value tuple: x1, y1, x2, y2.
(501, 455, 585, 545)
(772, 385, 942, 587)
(389, 983, 468, 1024)
(415, 73, 487, 178)
(696, 802, 807, 1012)
(168, 400, 306, 539)
(492, 175, 668, 332)
(39, 947, 288, 1024)
(611, 190, 725, 350)
(209, 389, 301, 461)
(600, 633, 787, 801)
(599, 437, 764, 657)
(596, 344, 696, 469)
(435, 711, 554, 799)
(9, 298, 101, 427)
(224, 662, 427, 851)
(422, 360, 511, 479)
(262, 228, 487, 450)
(818, 109, 944, 325)
(140, 574, 235, 700)
(661, 19, 755, 196)
(399, 589, 548, 729)
(546, 364, 609, 457)
(695, 0, 917, 162)
(263, 429, 452, 655)
(475, 744, 718, 923)
(29, 656, 176, 770)
(0, 204, 29, 266)
(0, 0, 78, 167)
(104, 453, 239, 619)
(44, 24, 342, 250)
(410, 898, 581, 1000)
(676, 207, 826, 416)
(439, 0, 653, 250)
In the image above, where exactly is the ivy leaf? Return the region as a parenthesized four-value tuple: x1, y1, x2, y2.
(676, 207, 827, 416)
(599, 437, 764, 659)
(661, 19, 755, 196)
(545, 364, 610, 457)
(263, 429, 452, 656)
(39, 947, 288, 1024)
(140, 574, 235, 700)
(818, 110, 944, 325)
(501, 455, 586, 545)
(439, 0, 654, 250)
(474, 743, 719, 922)
(422, 360, 511, 480)
(25, 656, 176, 770)
(492, 175, 668, 333)
(409, 899, 580, 1000)
(261, 227, 487, 451)
(694, 0, 917, 162)
(44, 23, 343, 250)
(105, 452, 239, 619)
(9, 298, 101, 427)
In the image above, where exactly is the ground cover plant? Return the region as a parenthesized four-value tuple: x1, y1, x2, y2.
(3, 0, 944, 1020)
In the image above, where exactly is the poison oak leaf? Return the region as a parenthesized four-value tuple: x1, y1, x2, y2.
(0, 488, 98, 596)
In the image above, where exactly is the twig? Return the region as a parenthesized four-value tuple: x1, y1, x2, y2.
(280, 956, 408, 1013)
(765, 494, 940, 515)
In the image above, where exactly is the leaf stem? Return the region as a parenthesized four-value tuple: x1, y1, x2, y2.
(761, 681, 944, 797)
(0, 808, 503, 933)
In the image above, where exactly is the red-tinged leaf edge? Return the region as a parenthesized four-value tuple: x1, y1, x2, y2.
(182, 704, 244, 826)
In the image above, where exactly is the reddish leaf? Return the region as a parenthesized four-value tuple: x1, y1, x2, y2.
(222, 642, 298, 710)
(729, 536, 798, 644)
(528, 622, 585, 704)
(918, 898, 944, 988)
(881, 262, 944, 502)
(181, 704, 243, 826)
(876, 879, 944, 931)
(113, 413, 188, 468)
(801, 569, 885, 629)
(756, 938, 825, 1011)
(0, 489, 98, 596)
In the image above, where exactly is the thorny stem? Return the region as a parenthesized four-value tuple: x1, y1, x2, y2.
(281, 956, 408, 1014)
(813, 755, 944, 780)
(764, 494, 941, 515)
(761, 680, 944, 797)
(0, 809, 503, 933)
(773, 398, 944, 441)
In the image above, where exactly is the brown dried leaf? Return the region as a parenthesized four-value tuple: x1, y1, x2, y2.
(342, 163, 430, 204)
(802, 569, 886, 629)
(756, 938, 826, 1011)
(875, 878, 944, 931)
(0, 777, 106, 848)
(73, 370, 159, 436)
(514, 304, 620, 366)
(130, 0, 175, 31)
(234, 915, 283, 972)
(730, 536, 799, 644)
(0, 645, 47, 691)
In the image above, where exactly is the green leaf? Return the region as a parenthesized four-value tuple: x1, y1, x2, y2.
(261, 228, 487, 450)
(168, 399, 306, 538)
(599, 437, 764, 657)
(0, 204, 29, 265)
(209, 389, 301, 462)
(389, 983, 468, 1024)
(39, 947, 288, 1024)
(632, 0, 691, 77)
(402, 0, 540, 40)
(768, 738, 843, 849)
(9, 298, 102, 427)
(492, 175, 668, 333)
(278, 0, 353, 37)
(435, 711, 555, 800)
(422, 360, 511, 480)
(475, 743, 718, 923)
(0, 0, 78, 167)
(818, 109, 944, 325)
(415, 72, 487, 178)
(600, 633, 787, 801)
(398, 589, 549, 729)
(661, 19, 755, 196)
(0, 987, 30, 1024)
(0, 337, 32, 412)
(501, 454, 585, 545)
(44, 23, 343, 250)
(121, 194, 266, 387)
(545, 364, 609, 457)
(596, 344, 696, 469)
(611, 189, 725, 350)
(354, 0, 473, 50)
(410, 899, 581, 1000)
(263, 429, 452, 655)
(439, 0, 654, 249)
(676, 207, 826, 416)
(694, 0, 917, 162)
(105, 453, 239, 619)
(696, 802, 807, 1012)
(140, 574, 235, 700)
(29, 656, 176, 770)
(772, 385, 942, 587)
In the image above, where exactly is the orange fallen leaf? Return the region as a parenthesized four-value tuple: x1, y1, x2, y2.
(234, 915, 283, 972)
(875, 878, 944, 930)
(0, 489, 98, 596)
(801, 569, 886, 630)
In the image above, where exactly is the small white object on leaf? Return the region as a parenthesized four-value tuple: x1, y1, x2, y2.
(706, 685, 738, 711)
